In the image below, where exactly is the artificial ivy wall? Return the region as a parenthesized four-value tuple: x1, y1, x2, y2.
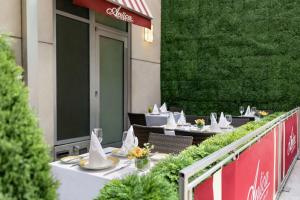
(161, 0, 300, 115)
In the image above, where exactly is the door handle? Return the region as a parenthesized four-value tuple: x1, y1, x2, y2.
(95, 90, 98, 97)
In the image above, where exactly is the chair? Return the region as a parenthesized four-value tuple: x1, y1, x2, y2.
(128, 113, 146, 126)
(186, 115, 210, 125)
(231, 116, 254, 127)
(148, 133, 193, 154)
(132, 125, 165, 147)
(175, 129, 216, 145)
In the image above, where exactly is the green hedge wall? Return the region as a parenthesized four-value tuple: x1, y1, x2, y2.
(161, 0, 300, 115)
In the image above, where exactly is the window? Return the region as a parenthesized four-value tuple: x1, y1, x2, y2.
(56, 0, 89, 19)
(95, 13, 128, 32)
(56, 13, 90, 141)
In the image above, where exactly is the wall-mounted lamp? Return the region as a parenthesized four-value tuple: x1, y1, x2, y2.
(144, 24, 154, 43)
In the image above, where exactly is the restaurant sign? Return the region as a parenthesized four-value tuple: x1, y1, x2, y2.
(106, 6, 133, 23)
(73, 0, 152, 29)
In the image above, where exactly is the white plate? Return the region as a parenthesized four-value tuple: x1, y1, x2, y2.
(160, 111, 169, 114)
(177, 123, 191, 126)
(60, 156, 81, 164)
(220, 125, 233, 129)
(79, 156, 119, 170)
(151, 153, 169, 161)
(111, 148, 128, 157)
(149, 113, 160, 115)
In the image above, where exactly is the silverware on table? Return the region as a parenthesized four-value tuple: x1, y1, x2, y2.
(103, 164, 130, 176)
(71, 163, 79, 167)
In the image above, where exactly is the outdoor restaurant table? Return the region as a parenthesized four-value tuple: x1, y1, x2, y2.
(145, 112, 181, 126)
(171, 125, 235, 144)
(175, 125, 234, 133)
(164, 125, 235, 134)
(50, 147, 155, 200)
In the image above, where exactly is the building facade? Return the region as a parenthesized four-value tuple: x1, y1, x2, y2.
(0, 0, 161, 158)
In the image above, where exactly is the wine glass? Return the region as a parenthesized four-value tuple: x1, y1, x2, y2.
(225, 115, 232, 127)
(210, 112, 217, 124)
(251, 107, 257, 116)
(239, 106, 244, 116)
(212, 112, 217, 119)
(93, 128, 103, 143)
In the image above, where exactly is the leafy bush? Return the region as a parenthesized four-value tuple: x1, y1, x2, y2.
(98, 113, 283, 199)
(97, 174, 177, 200)
(0, 35, 57, 199)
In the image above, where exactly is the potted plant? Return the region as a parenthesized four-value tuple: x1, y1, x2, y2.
(128, 143, 153, 171)
(195, 118, 205, 129)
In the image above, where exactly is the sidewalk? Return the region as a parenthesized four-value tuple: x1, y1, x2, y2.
(279, 160, 300, 200)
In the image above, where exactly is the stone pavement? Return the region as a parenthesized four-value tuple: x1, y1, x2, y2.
(279, 160, 300, 200)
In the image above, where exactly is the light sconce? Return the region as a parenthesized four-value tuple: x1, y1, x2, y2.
(144, 24, 154, 43)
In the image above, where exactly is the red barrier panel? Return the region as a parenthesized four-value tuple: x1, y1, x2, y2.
(235, 129, 274, 200)
(193, 112, 299, 200)
(194, 129, 275, 200)
(194, 177, 214, 200)
(284, 114, 298, 175)
(274, 125, 280, 194)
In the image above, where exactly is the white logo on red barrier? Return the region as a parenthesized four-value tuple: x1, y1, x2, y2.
(287, 127, 296, 156)
(247, 161, 270, 200)
(106, 6, 133, 23)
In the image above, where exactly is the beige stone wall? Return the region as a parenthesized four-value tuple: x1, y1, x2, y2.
(0, 0, 161, 147)
(0, 0, 55, 147)
(37, 0, 55, 147)
(131, 0, 161, 113)
(0, 0, 22, 65)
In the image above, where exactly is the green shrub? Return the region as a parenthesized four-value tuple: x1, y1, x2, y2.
(97, 174, 178, 200)
(0, 35, 57, 199)
(97, 112, 283, 199)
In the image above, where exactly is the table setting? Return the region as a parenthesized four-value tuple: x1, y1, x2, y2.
(51, 126, 168, 200)
(162, 111, 234, 135)
(145, 102, 181, 126)
(239, 105, 271, 121)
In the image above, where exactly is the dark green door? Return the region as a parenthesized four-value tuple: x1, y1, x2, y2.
(99, 35, 125, 145)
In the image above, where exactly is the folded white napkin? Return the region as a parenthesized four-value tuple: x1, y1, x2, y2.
(120, 126, 138, 155)
(88, 132, 109, 168)
(152, 104, 160, 114)
(244, 106, 252, 117)
(218, 112, 229, 128)
(177, 110, 187, 125)
(160, 103, 168, 113)
(210, 113, 221, 132)
(166, 112, 177, 129)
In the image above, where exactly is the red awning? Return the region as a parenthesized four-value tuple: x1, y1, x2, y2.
(73, 0, 153, 29)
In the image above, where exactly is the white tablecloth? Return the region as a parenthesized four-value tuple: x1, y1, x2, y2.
(164, 125, 235, 135)
(145, 112, 181, 126)
(51, 147, 150, 200)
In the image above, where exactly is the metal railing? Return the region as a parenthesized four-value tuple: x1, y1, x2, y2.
(179, 107, 300, 200)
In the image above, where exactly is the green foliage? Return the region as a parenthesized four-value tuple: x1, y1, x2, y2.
(150, 112, 283, 188)
(97, 174, 177, 200)
(97, 113, 283, 199)
(0, 35, 57, 200)
(161, 0, 300, 115)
